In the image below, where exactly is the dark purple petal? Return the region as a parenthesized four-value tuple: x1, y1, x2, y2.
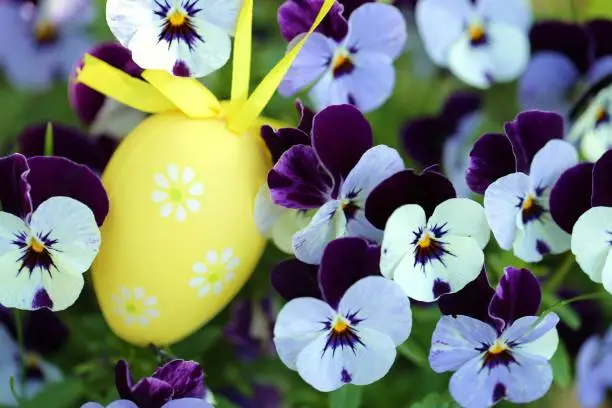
(27, 156, 109, 226)
(365, 169, 456, 230)
(466, 133, 516, 194)
(270, 259, 321, 301)
(592, 149, 612, 207)
(440, 91, 483, 130)
(17, 122, 117, 173)
(0, 153, 32, 218)
(312, 105, 373, 181)
(437, 269, 495, 324)
(69, 42, 141, 126)
(24, 309, 69, 355)
(318, 237, 380, 309)
(152, 360, 205, 399)
(261, 126, 311, 164)
(115, 360, 136, 400)
(224, 299, 275, 361)
(401, 117, 446, 168)
(131, 377, 174, 407)
(549, 163, 594, 234)
(503, 110, 564, 173)
(296, 99, 315, 135)
(222, 384, 281, 408)
(587, 20, 612, 60)
(557, 289, 604, 356)
(339, 0, 374, 16)
(277, 0, 348, 42)
(32, 289, 53, 310)
(529, 21, 591, 73)
(267, 145, 333, 209)
(489, 267, 542, 332)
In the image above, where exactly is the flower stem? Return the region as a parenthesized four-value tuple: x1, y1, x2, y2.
(532, 291, 610, 329)
(543, 253, 576, 292)
(568, 0, 579, 23)
(13, 309, 25, 401)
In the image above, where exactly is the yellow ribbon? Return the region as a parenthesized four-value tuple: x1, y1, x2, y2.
(76, 0, 335, 134)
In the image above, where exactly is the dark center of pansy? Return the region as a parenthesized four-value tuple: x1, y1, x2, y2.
(13, 231, 58, 276)
(34, 21, 58, 46)
(595, 105, 610, 127)
(331, 53, 355, 78)
(478, 340, 517, 370)
(468, 22, 487, 47)
(323, 314, 364, 354)
(519, 194, 547, 224)
(23, 353, 45, 380)
(341, 199, 360, 220)
(412, 224, 454, 268)
(155, 1, 204, 50)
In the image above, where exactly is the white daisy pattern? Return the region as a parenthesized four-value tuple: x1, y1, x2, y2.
(112, 287, 159, 326)
(189, 249, 239, 298)
(152, 164, 204, 222)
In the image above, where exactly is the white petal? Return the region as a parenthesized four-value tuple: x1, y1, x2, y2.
(206, 250, 218, 264)
(182, 167, 195, 185)
(477, 0, 532, 32)
(338, 276, 412, 345)
(155, 173, 169, 189)
(428, 198, 490, 249)
(518, 328, 559, 360)
(167, 165, 179, 182)
(484, 172, 530, 250)
(134, 287, 144, 299)
(513, 214, 570, 262)
(185, 199, 200, 213)
(192, 0, 241, 35)
(394, 235, 484, 302)
(175, 205, 187, 222)
(292, 201, 346, 265)
(151, 190, 168, 203)
(192, 262, 206, 274)
(581, 126, 612, 162)
(220, 248, 233, 263)
(160, 203, 174, 218)
(254, 184, 285, 237)
(529, 140, 578, 191)
(344, 3, 407, 60)
(174, 20, 232, 77)
(296, 327, 397, 391)
(41, 269, 85, 311)
(448, 23, 530, 88)
(31, 197, 101, 274)
(571, 207, 612, 284)
(143, 296, 157, 306)
(272, 210, 313, 255)
(127, 23, 177, 73)
(106, 0, 156, 48)
(89, 98, 147, 139)
(274, 297, 334, 370)
(380, 204, 426, 280)
(189, 183, 204, 196)
(415, 0, 472, 66)
(308, 72, 335, 111)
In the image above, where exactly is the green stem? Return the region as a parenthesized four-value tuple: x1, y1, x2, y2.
(568, 0, 579, 23)
(532, 292, 609, 329)
(543, 253, 575, 292)
(13, 309, 25, 402)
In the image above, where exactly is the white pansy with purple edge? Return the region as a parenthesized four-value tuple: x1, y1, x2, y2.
(568, 86, 612, 162)
(279, 3, 407, 112)
(416, 0, 531, 89)
(484, 140, 578, 263)
(267, 105, 404, 264)
(380, 198, 490, 302)
(106, 0, 241, 77)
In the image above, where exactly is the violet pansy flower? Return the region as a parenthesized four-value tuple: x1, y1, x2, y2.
(279, 3, 407, 112)
(82, 359, 212, 408)
(272, 238, 412, 392)
(0, 0, 94, 90)
(267, 104, 404, 264)
(0, 153, 108, 311)
(432, 268, 559, 408)
(402, 92, 482, 197)
(223, 296, 276, 361)
(416, 0, 531, 89)
(466, 110, 578, 262)
(106, 0, 241, 77)
(576, 328, 612, 408)
(69, 42, 147, 140)
(278, 0, 348, 43)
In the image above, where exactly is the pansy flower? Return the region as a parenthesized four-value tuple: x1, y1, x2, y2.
(267, 104, 404, 264)
(106, 0, 241, 77)
(278, 0, 348, 43)
(83, 359, 213, 408)
(272, 237, 412, 392)
(402, 92, 482, 197)
(0, 0, 94, 90)
(0, 308, 68, 406)
(519, 20, 612, 113)
(576, 328, 612, 408)
(432, 267, 560, 408)
(69, 42, 147, 140)
(466, 110, 578, 262)
(0, 153, 108, 311)
(416, 0, 532, 89)
(223, 296, 276, 361)
(279, 3, 407, 112)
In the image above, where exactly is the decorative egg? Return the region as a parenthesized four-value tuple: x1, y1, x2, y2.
(92, 111, 277, 346)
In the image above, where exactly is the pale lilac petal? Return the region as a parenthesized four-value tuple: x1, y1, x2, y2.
(162, 398, 213, 408)
(477, 0, 532, 32)
(448, 355, 501, 407)
(502, 314, 560, 349)
(513, 214, 570, 262)
(343, 52, 395, 112)
(588, 56, 612, 85)
(528, 140, 578, 192)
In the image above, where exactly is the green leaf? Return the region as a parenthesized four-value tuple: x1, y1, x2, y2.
(21, 379, 84, 408)
(44, 122, 54, 156)
(551, 341, 572, 389)
(329, 384, 363, 408)
(214, 395, 239, 408)
(410, 392, 459, 408)
(172, 325, 222, 358)
(398, 338, 428, 367)
(541, 293, 581, 331)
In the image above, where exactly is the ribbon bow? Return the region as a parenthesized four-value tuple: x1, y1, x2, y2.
(76, 0, 335, 135)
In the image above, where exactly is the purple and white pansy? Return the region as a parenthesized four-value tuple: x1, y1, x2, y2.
(0, 0, 94, 90)
(278, 3, 407, 112)
(272, 238, 412, 392)
(432, 268, 560, 408)
(0, 153, 108, 311)
(416, 0, 532, 89)
(267, 104, 404, 264)
(576, 327, 612, 408)
(467, 110, 578, 262)
(106, 0, 241, 77)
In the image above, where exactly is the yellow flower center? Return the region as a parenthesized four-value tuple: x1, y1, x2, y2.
(125, 302, 138, 314)
(522, 195, 535, 211)
(208, 270, 223, 283)
(24, 353, 41, 369)
(468, 23, 486, 43)
(418, 232, 432, 249)
(34, 21, 57, 44)
(596, 106, 607, 122)
(30, 237, 45, 254)
(488, 341, 508, 355)
(169, 187, 183, 202)
(333, 318, 349, 334)
(331, 53, 355, 77)
(169, 10, 186, 26)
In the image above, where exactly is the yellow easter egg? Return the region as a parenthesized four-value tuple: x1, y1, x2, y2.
(92, 111, 276, 346)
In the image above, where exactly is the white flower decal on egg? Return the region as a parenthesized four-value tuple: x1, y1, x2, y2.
(189, 249, 239, 298)
(152, 164, 204, 222)
(112, 287, 159, 326)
